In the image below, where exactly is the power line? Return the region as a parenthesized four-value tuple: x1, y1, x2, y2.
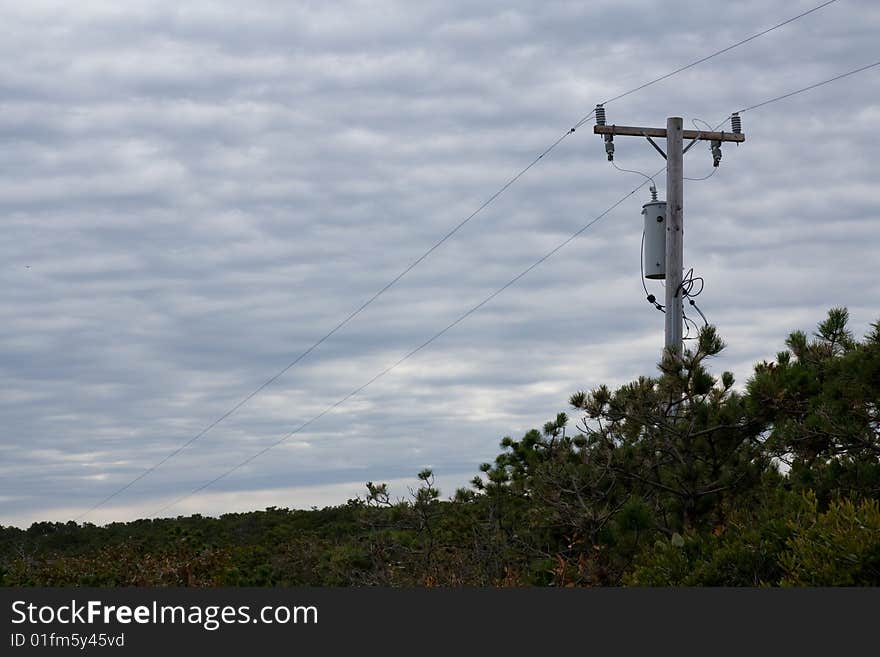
(72, 121, 577, 522)
(150, 55, 880, 516)
(151, 177, 654, 517)
(76, 0, 843, 520)
(599, 0, 841, 106)
(611, 160, 656, 187)
(151, 115, 745, 516)
(737, 60, 880, 114)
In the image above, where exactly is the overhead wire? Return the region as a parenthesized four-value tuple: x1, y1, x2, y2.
(72, 120, 583, 521)
(597, 0, 841, 106)
(151, 174, 657, 517)
(684, 118, 721, 181)
(151, 55, 879, 516)
(75, 0, 849, 519)
(737, 60, 880, 114)
(163, 112, 735, 513)
(684, 167, 718, 182)
(633, 55, 880, 337)
(661, 57, 880, 332)
(611, 160, 657, 188)
(680, 267, 709, 340)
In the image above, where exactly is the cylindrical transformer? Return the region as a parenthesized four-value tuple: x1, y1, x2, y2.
(642, 200, 667, 279)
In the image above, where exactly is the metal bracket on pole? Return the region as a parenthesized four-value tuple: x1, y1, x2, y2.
(644, 135, 667, 159)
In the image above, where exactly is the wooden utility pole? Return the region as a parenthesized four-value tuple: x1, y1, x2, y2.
(593, 110, 744, 360)
(665, 117, 684, 360)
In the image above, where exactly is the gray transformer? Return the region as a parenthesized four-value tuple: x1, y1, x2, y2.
(642, 200, 667, 279)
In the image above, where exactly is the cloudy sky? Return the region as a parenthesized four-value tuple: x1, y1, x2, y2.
(2, 0, 878, 527)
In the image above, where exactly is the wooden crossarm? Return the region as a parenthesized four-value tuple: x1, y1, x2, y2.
(594, 124, 745, 142)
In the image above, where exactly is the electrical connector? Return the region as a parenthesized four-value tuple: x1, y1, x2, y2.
(711, 140, 722, 167)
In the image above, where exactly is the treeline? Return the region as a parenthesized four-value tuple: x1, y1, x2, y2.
(2, 308, 878, 586)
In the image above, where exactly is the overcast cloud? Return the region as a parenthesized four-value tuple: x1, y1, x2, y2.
(1, 0, 878, 527)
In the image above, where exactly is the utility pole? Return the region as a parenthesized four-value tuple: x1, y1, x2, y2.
(593, 109, 745, 361)
(665, 117, 683, 359)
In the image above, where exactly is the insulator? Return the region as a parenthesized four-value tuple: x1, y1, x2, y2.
(595, 104, 606, 126)
(731, 112, 742, 134)
(605, 138, 614, 161)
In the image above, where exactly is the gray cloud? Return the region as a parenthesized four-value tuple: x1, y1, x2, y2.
(1, 0, 878, 526)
